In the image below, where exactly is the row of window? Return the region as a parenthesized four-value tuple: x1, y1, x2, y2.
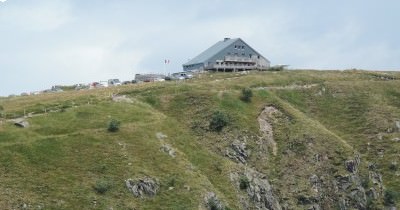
(215, 62, 255, 66)
(226, 52, 260, 59)
(227, 52, 246, 56)
(185, 64, 197, 68)
(234, 45, 245, 50)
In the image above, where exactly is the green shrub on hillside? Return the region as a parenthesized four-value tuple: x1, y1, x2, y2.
(384, 189, 398, 206)
(0, 105, 4, 118)
(209, 111, 229, 132)
(239, 175, 250, 190)
(240, 88, 253, 102)
(93, 179, 112, 194)
(107, 119, 120, 132)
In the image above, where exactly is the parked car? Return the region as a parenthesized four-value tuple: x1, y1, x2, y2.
(122, 81, 132, 85)
(172, 72, 193, 80)
(74, 84, 89, 90)
(99, 81, 108, 87)
(108, 79, 121, 86)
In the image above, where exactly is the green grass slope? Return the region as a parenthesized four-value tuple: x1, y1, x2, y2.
(0, 70, 399, 209)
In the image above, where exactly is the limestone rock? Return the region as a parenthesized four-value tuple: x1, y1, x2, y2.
(125, 177, 159, 198)
(14, 119, 29, 128)
(156, 132, 168, 140)
(160, 144, 176, 158)
(258, 106, 281, 157)
(345, 154, 360, 173)
(245, 168, 282, 210)
(204, 192, 224, 210)
(226, 139, 248, 164)
(309, 174, 322, 193)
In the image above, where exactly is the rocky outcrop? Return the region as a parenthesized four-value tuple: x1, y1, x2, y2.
(334, 154, 368, 210)
(160, 144, 176, 158)
(204, 192, 225, 210)
(225, 139, 248, 164)
(125, 177, 159, 198)
(13, 118, 30, 128)
(156, 132, 176, 158)
(345, 154, 360, 174)
(231, 168, 282, 210)
(257, 106, 280, 156)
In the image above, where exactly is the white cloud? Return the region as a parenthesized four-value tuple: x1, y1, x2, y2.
(0, 0, 73, 31)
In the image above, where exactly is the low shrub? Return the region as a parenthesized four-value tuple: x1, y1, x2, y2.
(384, 189, 397, 206)
(209, 111, 229, 132)
(389, 162, 398, 171)
(107, 119, 120, 132)
(240, 88, 253, 102)
(239, 175, 250, 190)
(94, 179, 112, 194)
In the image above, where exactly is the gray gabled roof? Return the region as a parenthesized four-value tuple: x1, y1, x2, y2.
(183, 38, 239, 66)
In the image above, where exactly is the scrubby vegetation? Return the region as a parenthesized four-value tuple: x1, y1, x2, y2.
(240, 87, 253, 102)
(209, 111, 229, 132)
(0, 70, 399, 209)
(107, 119, 120, 132)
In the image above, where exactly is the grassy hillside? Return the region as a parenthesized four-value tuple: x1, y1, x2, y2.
(0, 70, 399, 209)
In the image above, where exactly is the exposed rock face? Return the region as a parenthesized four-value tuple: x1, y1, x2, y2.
(14, 119, 29, 128)
(257, 106, 280, 157)
(368, 170, 384, 199)
(204, 192, 225, 210)
(125, 177, 159, 198)
(246, 168, 282, 210)
(156, 132, 168, 140)
(395, 120, 400, 132)
(231, 168, 282, 210)
(225, 139, 248, 164)
(334, 154, 368, 210)
(345, 154, 360, 174)
(160, 144, 176, 158)
(309, 174, 322, 193)
(156, 132, 176, 157)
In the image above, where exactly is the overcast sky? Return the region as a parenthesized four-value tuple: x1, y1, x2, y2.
(1, 0, 399, 96)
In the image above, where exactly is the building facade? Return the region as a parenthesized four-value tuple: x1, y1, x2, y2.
(183, 38, 270, 72)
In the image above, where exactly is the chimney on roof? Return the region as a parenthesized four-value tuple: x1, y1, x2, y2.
(224, 37, 230, 42)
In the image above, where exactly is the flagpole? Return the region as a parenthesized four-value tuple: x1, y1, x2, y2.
(164, 59, 166, 76)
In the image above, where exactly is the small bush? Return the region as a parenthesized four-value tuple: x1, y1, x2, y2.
(240, 88, 253, 102)
(94, 179, 112, 194)
(384, 189, 397, 206)
(207, 198, 224, 210)
(107, 119, 120, 132)
(239, 175, 250, 190)
(209, 111, 229, 132)
(389, 162, 398, 171)
(208, 199, 219, 210)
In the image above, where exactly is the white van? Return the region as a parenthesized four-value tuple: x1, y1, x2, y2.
(108, 79, 121, 86)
